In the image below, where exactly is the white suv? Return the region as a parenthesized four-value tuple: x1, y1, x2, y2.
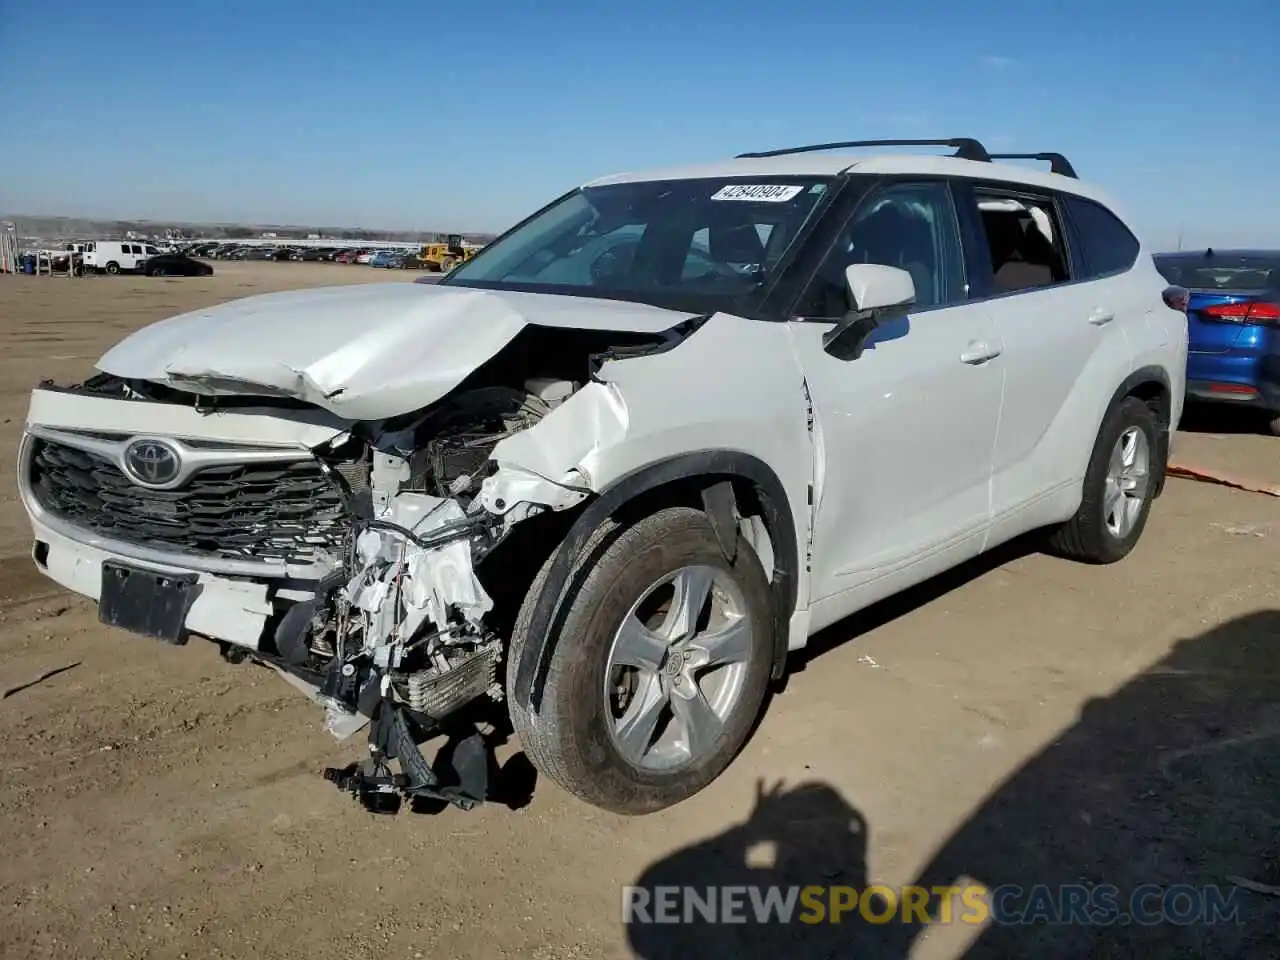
(18, 138, 1188, 815)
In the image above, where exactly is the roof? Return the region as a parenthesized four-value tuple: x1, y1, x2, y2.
(585, 151, 1117, 206)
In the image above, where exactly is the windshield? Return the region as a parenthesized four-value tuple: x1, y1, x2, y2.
(443, 177, 833, 311)
(1154, 254, 1280, 291)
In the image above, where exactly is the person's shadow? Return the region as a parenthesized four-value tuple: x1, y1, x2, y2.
(626, 779, 913, 958)
(627, 610, 1280, 959)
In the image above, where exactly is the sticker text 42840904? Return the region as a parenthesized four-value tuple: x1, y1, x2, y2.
(710, 184, 805, 202)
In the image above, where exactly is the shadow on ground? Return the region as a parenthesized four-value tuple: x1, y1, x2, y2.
(1177, 402, 1276, 437)
(626, 611, 1280, 958)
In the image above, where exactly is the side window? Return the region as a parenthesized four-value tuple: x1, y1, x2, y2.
(974, 191, 1070, 293)
(798, 181, 965, 317)
(145, 245, 159, 255)
(1063, 195, 1139, 278)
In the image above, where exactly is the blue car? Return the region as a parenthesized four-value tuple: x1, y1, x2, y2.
(1154, 249, 1280, 435)
(368, 250, 399, 268)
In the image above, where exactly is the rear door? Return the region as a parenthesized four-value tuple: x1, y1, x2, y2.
(960, 184, 1134, 519)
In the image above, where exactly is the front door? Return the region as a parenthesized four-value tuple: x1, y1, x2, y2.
(787, 180, 1004, 617)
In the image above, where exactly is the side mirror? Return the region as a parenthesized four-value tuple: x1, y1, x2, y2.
(822, 264, 917, 360)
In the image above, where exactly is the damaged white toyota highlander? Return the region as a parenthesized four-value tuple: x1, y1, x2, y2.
(19, 138, 1188, 815)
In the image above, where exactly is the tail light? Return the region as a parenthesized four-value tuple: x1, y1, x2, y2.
(1207, 383, 1258, 396)
(1162, 285, 1189, 312)
(1200, 301, 1280, 325)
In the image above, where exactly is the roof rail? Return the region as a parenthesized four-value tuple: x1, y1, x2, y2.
(986, 152, 1078, 178)
(735, 138, 992, 162)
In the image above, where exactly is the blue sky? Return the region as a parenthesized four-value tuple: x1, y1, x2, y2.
(1, 0, 1277, 248)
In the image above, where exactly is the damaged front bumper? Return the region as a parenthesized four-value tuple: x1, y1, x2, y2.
(19, 377, 597, 812)
(19, 387, 351, 651)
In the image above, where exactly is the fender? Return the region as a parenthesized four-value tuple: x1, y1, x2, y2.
(510, 450, 799, 714)
(1104, 364, 1173, 496)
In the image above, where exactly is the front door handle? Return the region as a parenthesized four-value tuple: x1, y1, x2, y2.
(960, 342, 1002, 365)
(1089, 309, 1115, 326)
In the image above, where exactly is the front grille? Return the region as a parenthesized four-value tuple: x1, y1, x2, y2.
(28, 438, 351, 566)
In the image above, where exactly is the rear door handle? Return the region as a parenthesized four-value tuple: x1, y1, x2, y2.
(1089, 309, 1115, 326)
(960, 342, 1002, 365)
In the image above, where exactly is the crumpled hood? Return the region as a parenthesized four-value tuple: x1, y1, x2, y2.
(96, 283, 695, 420)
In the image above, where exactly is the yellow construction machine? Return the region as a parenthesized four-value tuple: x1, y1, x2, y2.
(420, 234, 479, 273)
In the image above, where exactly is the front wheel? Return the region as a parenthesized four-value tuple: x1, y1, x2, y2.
(104, 261, 120, 275)
(1048, 396, 1161, 563)
(507, 506, 774, 814)
(1268, 413, 1280, 437)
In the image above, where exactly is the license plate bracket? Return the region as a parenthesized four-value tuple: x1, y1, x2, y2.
(99, 562, 202, 645)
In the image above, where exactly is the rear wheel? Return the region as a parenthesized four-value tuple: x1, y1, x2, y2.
(507, 506, 774, 814)
(1049, 396, 1161, 563)
(105, 261, 120, 275)
(1268, 414, 1280, 437)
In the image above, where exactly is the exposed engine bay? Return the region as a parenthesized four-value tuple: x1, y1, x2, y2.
(295, 382, 573, 811)
(196, 374, 597, 812)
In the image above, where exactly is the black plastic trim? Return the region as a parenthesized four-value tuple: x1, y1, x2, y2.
(737, 138, 992, 162)
(986, 152, 1078, 178)
(510, 451, 800, 714)
(951, 179, 998, 300)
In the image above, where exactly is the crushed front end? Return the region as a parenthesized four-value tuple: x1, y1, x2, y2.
(19, 374, 581, 813)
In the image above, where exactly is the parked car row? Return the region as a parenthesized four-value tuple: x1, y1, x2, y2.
(17, 243, 213, 278)
(24, 237, 486, 276)
(176, 242, 433, 269)
(171, 236, 484, 272)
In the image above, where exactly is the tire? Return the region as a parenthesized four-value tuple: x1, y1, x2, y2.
(1049, 396, 1161, 563)
(507, 506, 774, 815)
(105, 261, 120, 275)
(1268, 414, 1280, 437)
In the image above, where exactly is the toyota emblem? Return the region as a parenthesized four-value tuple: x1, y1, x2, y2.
(122, 439, 182, 487)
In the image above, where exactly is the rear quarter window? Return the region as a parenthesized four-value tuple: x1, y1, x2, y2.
(1063, 195, 1140, 279)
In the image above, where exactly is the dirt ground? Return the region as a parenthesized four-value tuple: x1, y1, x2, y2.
(0, 262, 1276, 960)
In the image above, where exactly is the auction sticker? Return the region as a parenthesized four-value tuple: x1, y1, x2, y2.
(710, 184, 804, 202)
